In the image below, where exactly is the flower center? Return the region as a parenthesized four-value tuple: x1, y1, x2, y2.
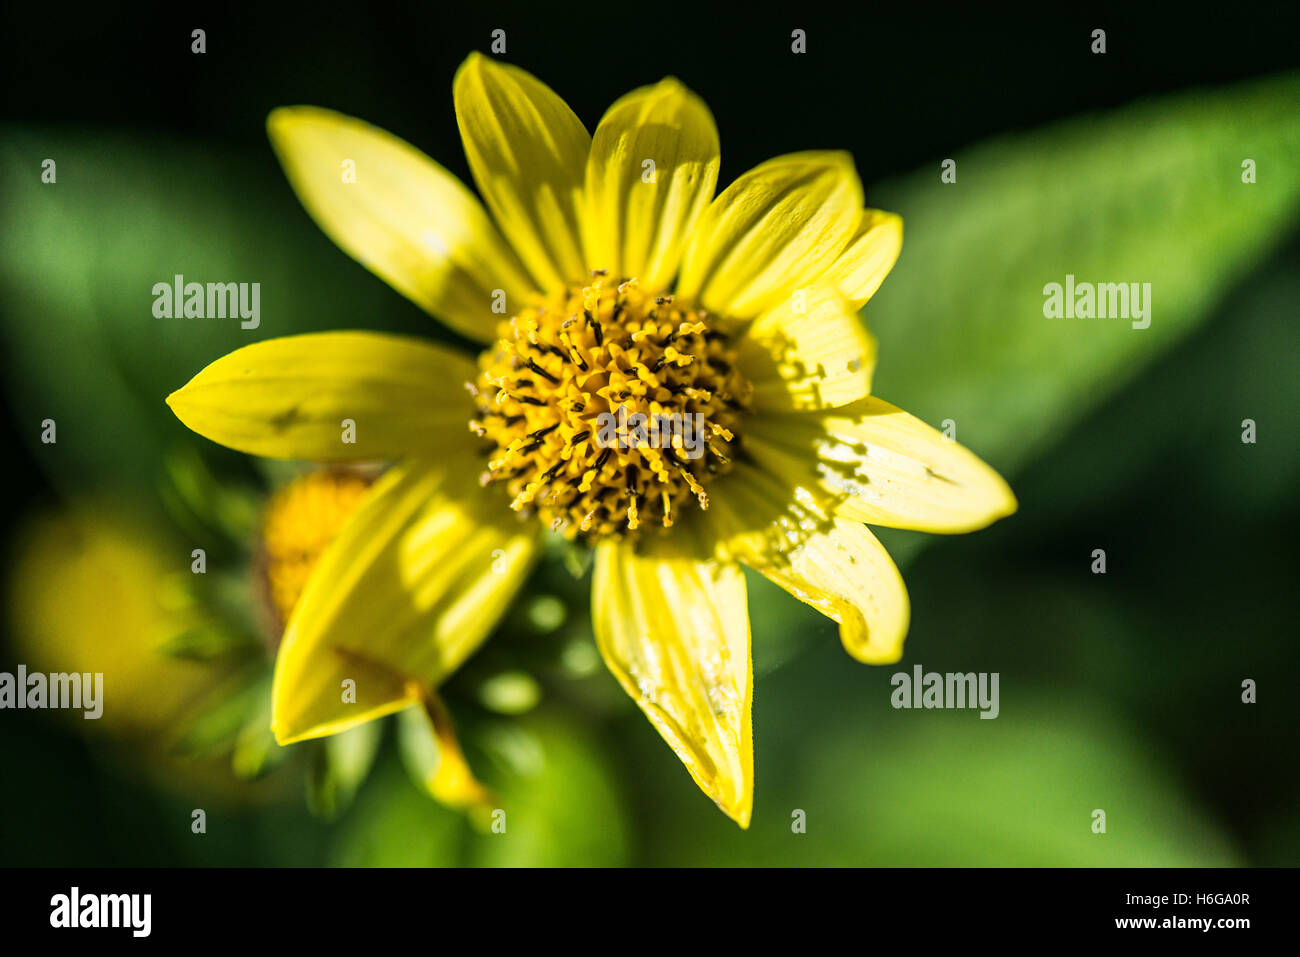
(470, 271, 751, 541)
(258, 469, 374, 635)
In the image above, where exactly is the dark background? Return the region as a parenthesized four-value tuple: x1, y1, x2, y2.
(7, 5, 1300, 196)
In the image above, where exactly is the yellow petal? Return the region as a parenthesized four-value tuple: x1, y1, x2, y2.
(592, 533, 753, 827)
(166, 332, 478, 462)
(397, 692, 496, 811)
(737, 284, 876, 412)
(271, 460, 539, 744)
(747, 399, 1018, 533)
(712, 464, 909, 664)
(822, 209, 903, 308)
(676, 151, 863, 319)
(583, 78, 720, 290)
(267, 106, 535, 342)
(454, 53, 590, 291)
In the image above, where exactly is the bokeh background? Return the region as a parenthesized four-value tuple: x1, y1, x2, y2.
(1, 6, 1297, 865)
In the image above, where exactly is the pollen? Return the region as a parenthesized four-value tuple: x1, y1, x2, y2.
(470, 272, 751, 540)
(259, 469, 374, 633)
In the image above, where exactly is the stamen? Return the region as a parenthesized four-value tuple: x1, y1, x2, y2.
(525, 359, 559, 384)
(469, 273, 751, 541)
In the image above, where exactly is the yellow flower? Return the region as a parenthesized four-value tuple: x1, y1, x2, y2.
(8, 501, 220, 738)
(166, 53, 1016, 827)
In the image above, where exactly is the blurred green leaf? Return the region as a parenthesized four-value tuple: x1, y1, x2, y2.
(0, 129, 439, 497)
(159, 621, 261, 661)
(334, 714, 629, 865)
(159, 445, 262, 551)
(231, 693, 287, 780)
(1019, 246, 1300, 516)
(329, 755, 465, 867)
(467, 716, 630, 867)
(306, 719, 384, 820)
(172, 669, 268, 758)
(646, 698, 1239, 866)
(867, 72, 1300, 488)
(813, 702, 1240, 866)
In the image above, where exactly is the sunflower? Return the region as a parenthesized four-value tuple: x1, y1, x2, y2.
(167, 52, 1016, 826)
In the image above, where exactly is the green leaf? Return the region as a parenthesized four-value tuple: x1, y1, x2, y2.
(811, 700, 1241, 866)
(394, 703, 447, 796)
(1021, 247, 1300, 516)
(338, 714, 633, 866)
(231, 693, 287, 780)
(329, 755, 465, 867)
(158, 622, 261, 661)
(865, 72, 1300, 485)
(305, 719, 385, 820)
(0, 128, 438, 496)
(159, 445, 262, 551)
(171, 670, 268, 758)
(645, 698, 1239, 866)
(467, 716, 630, 867)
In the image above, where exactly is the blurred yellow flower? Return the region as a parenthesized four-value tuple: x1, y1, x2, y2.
(258, 468, 374, 635)
(167, 52, 1015, 826)
(7, 502, 218, 737)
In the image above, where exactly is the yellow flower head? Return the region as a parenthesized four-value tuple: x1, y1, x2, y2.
(471, 275, 752, 535)
(167, 53, 1016, 827)
(258, 469, 374, 635)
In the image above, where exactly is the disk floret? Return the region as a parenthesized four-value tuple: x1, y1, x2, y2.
(470, 271, 751, 539)
(259, 469, 374, 635)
